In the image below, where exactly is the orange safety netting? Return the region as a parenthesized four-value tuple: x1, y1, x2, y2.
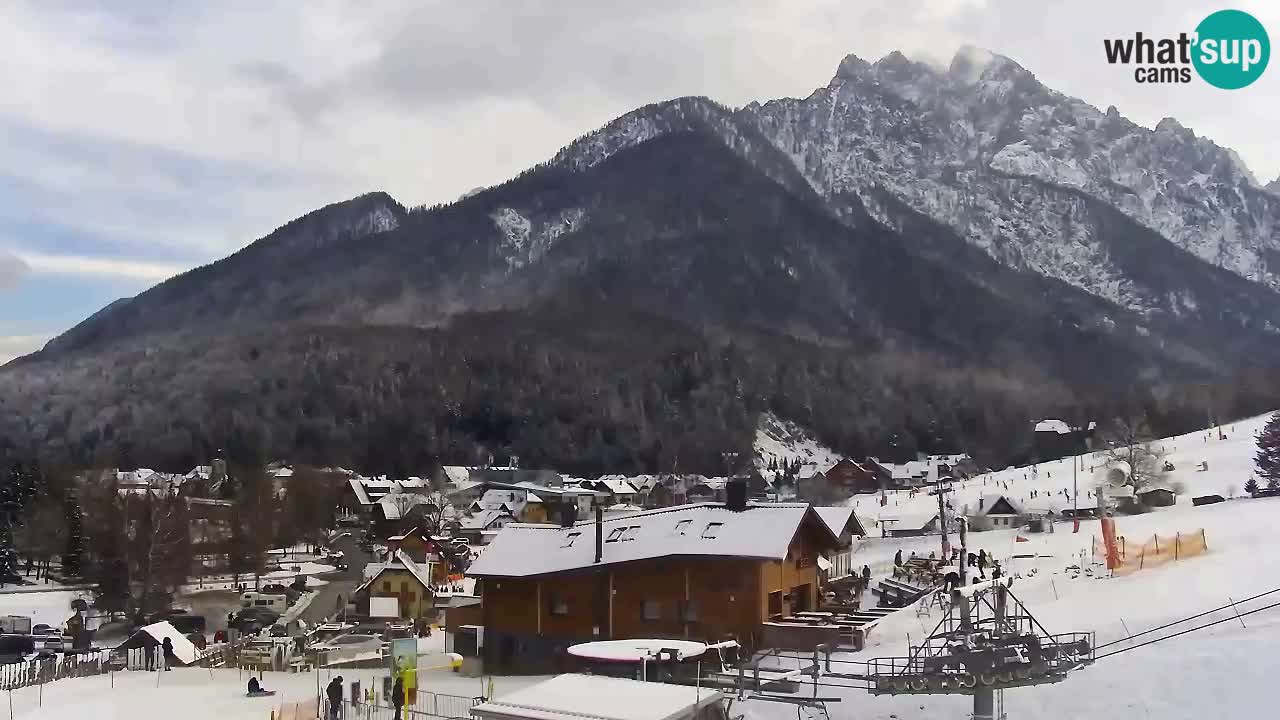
(1093, 529, 1209, 576)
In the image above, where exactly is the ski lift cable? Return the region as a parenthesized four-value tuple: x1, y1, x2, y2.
(1093, 598, 1280, 662)
(1092, 585, 1280, 651)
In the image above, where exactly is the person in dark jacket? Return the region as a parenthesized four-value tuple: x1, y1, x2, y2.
(943, 570, 961, 593)
(392, 677, 405, 720)
(978, 549, 988, 572)
(143, 642, 155, 671)
(161, 637, 174, 671)
(894, 550, 903, 567)
(326, 676, 344, 720)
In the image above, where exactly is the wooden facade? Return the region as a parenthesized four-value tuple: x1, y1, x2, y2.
(476, 517, 832, 673)
(359, 566, 435, 619)
(826, 459, 880, 494)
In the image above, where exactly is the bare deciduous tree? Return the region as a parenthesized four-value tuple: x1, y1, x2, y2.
(1101, 412, 1166, 490)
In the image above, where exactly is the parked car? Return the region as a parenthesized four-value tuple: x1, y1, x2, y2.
(31, 624, 58, 636)
(167, 614, 207, 635)
(0, 635, 35, 664)
(233, 608, 280, 634)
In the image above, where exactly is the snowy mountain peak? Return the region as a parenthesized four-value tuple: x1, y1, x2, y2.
(948, 45, 1027, 84)
(1154, 116, 1191, 135)
(833, 53, 872, 81)
(1266, 176, 1280, 196)
(550, 46, 1280, 303)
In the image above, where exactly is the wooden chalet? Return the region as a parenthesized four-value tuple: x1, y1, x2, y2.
(353, 550, 436, 620)
(465, 483, 841, 673)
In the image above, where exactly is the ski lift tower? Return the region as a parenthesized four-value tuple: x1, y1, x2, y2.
(861, 577, 1094, 720)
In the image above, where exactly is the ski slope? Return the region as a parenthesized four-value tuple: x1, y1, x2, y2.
(747, 411, 1280, 719)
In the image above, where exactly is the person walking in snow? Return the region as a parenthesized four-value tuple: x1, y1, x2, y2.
(326, 676, 344, 719)
(392, 677, 406, 720)
(894, 549, 903, 567)
(143, 642, 155, 671)
(161, 636, 174, 671)
(978, 549, 988, 573)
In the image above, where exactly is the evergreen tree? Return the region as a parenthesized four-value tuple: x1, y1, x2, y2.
(0, 463, 31, 585)
(83, 475, 129, 611)
(1255, 413, 1280, 485)
(1244, 476, 1260, 496)
(1270, 476, 1280, 491)
(63, 490, 84, 577)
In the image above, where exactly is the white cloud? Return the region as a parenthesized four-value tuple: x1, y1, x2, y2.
(0, 333, 50, 364)
(14, 251, 188, 281)
(0, 0, 1277, 349)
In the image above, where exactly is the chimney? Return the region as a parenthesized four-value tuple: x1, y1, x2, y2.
(594, 505, 604, 563)
(726, 478, 748, 512)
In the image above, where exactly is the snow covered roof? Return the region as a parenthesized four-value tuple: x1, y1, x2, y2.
(595, 476, 639, 495)
(443, 466, 471, 485)
(185, 465, 212, 480)
(471, 673, 722, 720)
(117, 621, 200, 665)
(974, 494, 1026, 516)
(459, 508, 513, 531)
(1035, 419, 1073, 434)
(376, 492, 436, 519)
(881, 512, 938, 530)
(357, 550, 434, 596)
(813, 506, 866, 538)
(467, 502, 839, 578)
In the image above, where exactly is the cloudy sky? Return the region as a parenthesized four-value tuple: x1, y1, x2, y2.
(1, 0, 1277, 362)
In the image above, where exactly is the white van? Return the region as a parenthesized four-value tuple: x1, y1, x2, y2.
(240, 592, 290, 613)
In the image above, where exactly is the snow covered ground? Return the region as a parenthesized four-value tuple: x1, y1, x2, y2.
(5, 663, 546, 720)
(753, 412, 842, 477)
(743, 411, 1280, 719)
(0, 589, 90, 629)
(14, 413, 1280, 720)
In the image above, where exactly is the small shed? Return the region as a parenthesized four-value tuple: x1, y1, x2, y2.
(115, 621, 200, 666)
(882, 513, 939, 538)
(1136, 485, 1176, 508)
(470, 673, 724, 720)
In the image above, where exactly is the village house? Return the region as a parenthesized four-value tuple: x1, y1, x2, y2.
(579, 476, 640, 506)
(465, 483, 841, 673)
(436, 461, 564, 491)
(966, 494, 1028, 531)
(825, 459, 881, 494)
(385, 527, 454, 584)
(354, 550, 436, 620)
(812, 506, 868, 581)
(1033, 419, 1097, 462)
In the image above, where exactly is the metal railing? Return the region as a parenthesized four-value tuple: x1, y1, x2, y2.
(328, 691, 482, 720)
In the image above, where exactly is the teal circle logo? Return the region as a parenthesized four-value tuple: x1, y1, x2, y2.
(1193, 9, 1270, 89)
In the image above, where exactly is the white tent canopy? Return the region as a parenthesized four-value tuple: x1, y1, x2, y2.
(115, 621, 200, 665)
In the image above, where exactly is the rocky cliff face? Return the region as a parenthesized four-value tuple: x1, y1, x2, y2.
(555, 47, 1280, 313)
